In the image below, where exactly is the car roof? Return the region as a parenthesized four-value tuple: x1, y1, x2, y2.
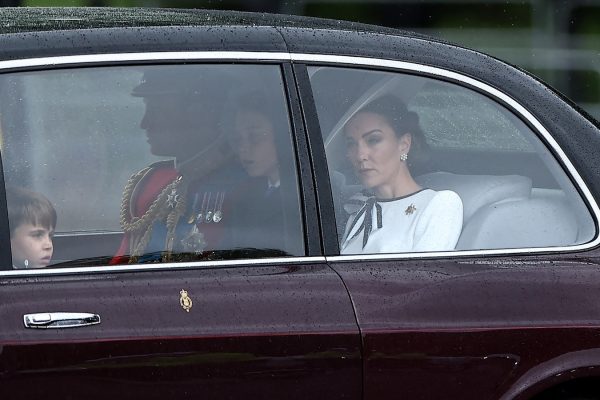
(0, 7, 455, 62)
(0, 7, 431, 39)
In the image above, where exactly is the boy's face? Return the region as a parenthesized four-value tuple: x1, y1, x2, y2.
(10, 223, 54, 268)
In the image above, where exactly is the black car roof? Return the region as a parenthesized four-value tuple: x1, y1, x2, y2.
(0, 7, 428, 38)
(0, 7, 451, 62)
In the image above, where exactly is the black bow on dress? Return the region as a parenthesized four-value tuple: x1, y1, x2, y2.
(346, 197, 383, 249)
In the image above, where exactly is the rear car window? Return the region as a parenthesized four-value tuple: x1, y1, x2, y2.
(1, 64, 304, 269)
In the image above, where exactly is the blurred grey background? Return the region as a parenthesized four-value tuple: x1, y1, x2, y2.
(3, 0, 599, 122)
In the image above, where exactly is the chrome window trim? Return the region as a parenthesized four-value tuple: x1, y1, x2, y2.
(0, 51, 597, 277)
(54, 231, 121, 237)
(0, 256, 327, 277)
(0, 51, 291, 70)
(325, 248, 584, 263)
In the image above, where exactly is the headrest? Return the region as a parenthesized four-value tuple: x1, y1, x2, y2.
(331, 170, 362, 200)
(416, 172, 532, 221)
(456, 196, 577, 250)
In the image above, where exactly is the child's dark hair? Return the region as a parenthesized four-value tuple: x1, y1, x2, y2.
(6, 187, 57, 234)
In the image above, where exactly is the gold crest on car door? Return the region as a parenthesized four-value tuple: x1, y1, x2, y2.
(179, 289, 193, 312)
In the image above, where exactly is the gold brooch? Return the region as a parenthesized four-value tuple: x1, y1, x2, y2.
(405, 204, 416, 215)
(179, 289, 193, 312)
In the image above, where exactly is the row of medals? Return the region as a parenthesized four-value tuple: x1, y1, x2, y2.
(187, 191, 225, 224)
(180, 191, 226, 253)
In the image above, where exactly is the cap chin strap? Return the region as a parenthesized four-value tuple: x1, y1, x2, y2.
(175, 135, 227, 173)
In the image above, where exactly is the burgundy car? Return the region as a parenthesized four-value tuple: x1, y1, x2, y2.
(1, 7, 599, 400)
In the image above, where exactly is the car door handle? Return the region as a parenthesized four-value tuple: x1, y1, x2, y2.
(23, 312, 101, 329)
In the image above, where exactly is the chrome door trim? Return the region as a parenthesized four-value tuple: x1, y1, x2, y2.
(0, 51, 596, 276)
(1, 257, 328, 277)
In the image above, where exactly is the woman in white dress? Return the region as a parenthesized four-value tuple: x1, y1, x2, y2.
(341, 95, 463, 254)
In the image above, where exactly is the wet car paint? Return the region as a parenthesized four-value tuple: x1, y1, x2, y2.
(329, 251, 600, 399)
(0, 263, 361, 399)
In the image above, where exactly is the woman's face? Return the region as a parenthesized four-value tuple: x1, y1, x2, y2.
(10, 222, 54, 268)
(344, 111, 410, 191)
(233, 110, 279, 181)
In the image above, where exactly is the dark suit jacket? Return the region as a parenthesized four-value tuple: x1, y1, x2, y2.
(228, 177, 286, 254)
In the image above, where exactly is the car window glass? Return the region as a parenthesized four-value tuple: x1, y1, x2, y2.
(410, 82, 532, 151)
(1, 64, 304, 269)
(308, 66, 595, 255)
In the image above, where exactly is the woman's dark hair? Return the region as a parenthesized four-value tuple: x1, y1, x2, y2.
(357, 94, 430, 169)
(6, 187, 57, 234)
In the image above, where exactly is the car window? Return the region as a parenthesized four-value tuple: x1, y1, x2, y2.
(1, 64, 304, 269)
(410, 82, 532, 151)
(308, 66, 595, 254)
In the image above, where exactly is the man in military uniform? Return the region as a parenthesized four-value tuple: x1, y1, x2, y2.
(112, 66, 242, 264)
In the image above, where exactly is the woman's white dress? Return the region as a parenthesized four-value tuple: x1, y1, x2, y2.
(341, 189, 463, 254)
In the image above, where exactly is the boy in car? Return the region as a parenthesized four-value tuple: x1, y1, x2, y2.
(7, 187, 56, 269)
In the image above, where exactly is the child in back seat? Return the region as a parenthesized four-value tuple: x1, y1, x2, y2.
(7, 187, 56, 269)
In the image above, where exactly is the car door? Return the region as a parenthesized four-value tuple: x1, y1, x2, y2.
(0, 57, 361, 400)
(296, 59, 600, 399)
